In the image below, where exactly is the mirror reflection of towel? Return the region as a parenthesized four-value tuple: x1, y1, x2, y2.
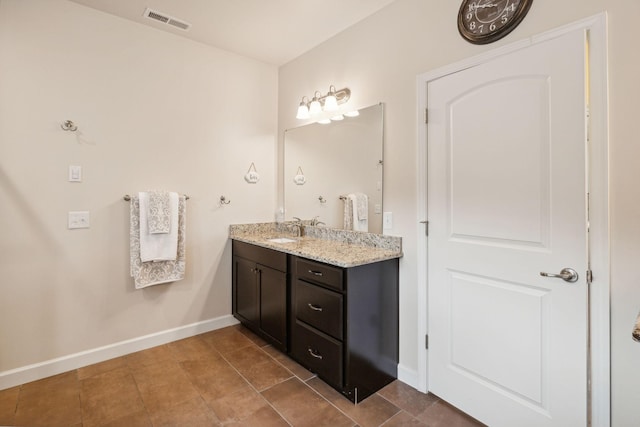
(344, 193, 368, 232)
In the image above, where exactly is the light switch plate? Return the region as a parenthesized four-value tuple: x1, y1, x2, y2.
(68, 165, 82, 182)
(383, 212, 393, 229)
(68, 211, 90, 229)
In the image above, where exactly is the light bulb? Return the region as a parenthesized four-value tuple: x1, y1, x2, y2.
(296, 103, 310, 120)
(309, 99, 322, 115)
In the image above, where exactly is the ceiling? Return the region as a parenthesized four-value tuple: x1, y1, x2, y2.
(68, 0, 397, 66)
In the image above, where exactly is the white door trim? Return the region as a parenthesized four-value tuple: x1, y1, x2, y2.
(416, 13, 609, 427)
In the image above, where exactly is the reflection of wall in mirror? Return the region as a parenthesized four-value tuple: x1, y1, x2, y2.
(284, 104, 383, 233)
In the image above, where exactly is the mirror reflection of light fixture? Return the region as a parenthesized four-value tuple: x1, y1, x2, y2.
(344, 110, 360, 117)
(331, 114, 344, 121)
(296, 96, 310, 119)
(318, 118, 331, 124)
(296, 86, 351, 119)
(308, 91, 323, 115)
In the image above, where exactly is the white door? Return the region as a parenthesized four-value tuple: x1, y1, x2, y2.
(427, 29, 588, 427)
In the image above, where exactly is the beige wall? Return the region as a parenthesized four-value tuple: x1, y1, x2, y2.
(278, 0, 639, 424)
(0, 0, 277, 374)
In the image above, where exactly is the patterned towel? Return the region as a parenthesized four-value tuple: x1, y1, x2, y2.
(147, 191, 172, 234)
(130, 195, 186, 289)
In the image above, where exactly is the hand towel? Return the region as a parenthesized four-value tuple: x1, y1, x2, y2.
(343, 197, 354, 230)
(355, 192, 368, 220)
(147, 190, 171, 234)
(349, 193, 369, 232)
(130, 194, 187, 289)
(139, 191, 179, 262)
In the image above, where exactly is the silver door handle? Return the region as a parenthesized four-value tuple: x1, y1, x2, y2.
(540, 268, 579, 283)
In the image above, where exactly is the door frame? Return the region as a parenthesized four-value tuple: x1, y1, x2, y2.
(416, 13, 610, 426)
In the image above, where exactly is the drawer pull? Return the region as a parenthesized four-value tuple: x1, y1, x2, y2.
(308, 270, 323, 277)
(307, 303, 323, 312)
(308, 348, 323, 360)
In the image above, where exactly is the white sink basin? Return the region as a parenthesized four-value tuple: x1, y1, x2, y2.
(267, 237, 297, 244)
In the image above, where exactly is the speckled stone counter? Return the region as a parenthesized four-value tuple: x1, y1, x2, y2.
(229, 222, 402, 268)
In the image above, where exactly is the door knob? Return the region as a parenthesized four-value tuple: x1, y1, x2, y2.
(540, 268, 579, 283)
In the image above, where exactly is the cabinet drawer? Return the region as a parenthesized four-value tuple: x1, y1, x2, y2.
(292, 320, 342, 389)
(233, 240, 287, 272)
(295, 280, 343, 340)
(296, 258, 343, 291)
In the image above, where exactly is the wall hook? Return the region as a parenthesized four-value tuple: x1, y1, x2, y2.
(318, 196, 326, 204)
(219, 196, 231, 205)
(61, 120, 78, 132)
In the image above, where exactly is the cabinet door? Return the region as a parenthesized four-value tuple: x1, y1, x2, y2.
(234, 256, 258, 324)
(259, 264, 287, 348)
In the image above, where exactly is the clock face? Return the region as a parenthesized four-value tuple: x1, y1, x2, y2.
(458, 0, 533, 44)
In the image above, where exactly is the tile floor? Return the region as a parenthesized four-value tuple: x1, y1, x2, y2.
(0, 325, 485, 427)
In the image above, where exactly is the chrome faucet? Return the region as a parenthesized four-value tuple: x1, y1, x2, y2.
(292, 217, 303, 237)
(309, 216, 324, 226)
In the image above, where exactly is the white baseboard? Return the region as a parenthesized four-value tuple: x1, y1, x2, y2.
(0, 315, 239, 391)
(397, 363, 423, 392)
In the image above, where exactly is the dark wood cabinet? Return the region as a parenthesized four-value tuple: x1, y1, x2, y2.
(231, 238, 399, 403)
(232, 240, 287, 351)
(291, 256, 399, 403)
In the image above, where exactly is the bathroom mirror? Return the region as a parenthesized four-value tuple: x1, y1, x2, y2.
(284, 103, 384, 233)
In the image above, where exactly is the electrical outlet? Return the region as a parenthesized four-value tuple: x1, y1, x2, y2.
(68, 211, 90, 229)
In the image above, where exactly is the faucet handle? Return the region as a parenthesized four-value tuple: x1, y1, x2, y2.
(293, 217, 302, 222)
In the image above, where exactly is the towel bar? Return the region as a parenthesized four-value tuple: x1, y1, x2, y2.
(123, 194, 189, 201)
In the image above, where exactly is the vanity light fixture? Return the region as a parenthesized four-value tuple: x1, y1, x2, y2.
(344, 110, 360, 117)
(295, 85, 351, 119)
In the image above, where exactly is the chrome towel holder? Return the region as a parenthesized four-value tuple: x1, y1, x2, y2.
(123, 194, 189, 201)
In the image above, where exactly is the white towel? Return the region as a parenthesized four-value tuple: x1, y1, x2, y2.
(147, 190, 171, 234)
(139, 191, 179, 262)
(355, 192, 368, 220)
(130, 194, 187, 289)
(346, 193, 368, 232)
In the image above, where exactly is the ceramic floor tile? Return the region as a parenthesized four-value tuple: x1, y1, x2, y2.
(100, 409, 153, 427)
(377, 380, 439, 417)
(200, 325, 256, 355)
(181, 358, 252, 402)
(0, 386, 19, 425)
(132, 360, 200, 412)
(80, 366, 145, 427)
(222, 405, 289, 427)
(15, 372, 81, 427)
(237, 325, 270, 347)
(225, 344, 273, 370)
(168, 335, 224, 362)
(207, 386, 271, 424)
(126, 344, 176, 370)
(262, 345, 316, 381)
(306, 376, 400, 427)
(382, 410, 429, 426)
(416, 400, 486, 427)
(262, 377, 355, 427)
(234, 357, 294, 391)
(148, 396, 220, 426)
(77, 356, 129, 380)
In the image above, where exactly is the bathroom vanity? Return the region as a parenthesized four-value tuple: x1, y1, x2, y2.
(230, 223, 401, 403)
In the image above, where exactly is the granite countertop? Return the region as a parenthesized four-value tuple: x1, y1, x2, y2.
(229, 222, 402, 268)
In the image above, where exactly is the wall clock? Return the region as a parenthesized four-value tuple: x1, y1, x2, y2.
(458, 0, 533, 45)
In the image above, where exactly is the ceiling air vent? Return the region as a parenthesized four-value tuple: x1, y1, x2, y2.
(143, 8, 191, 31)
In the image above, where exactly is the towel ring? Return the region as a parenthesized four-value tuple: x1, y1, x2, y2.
(61, 120, 78, 132)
